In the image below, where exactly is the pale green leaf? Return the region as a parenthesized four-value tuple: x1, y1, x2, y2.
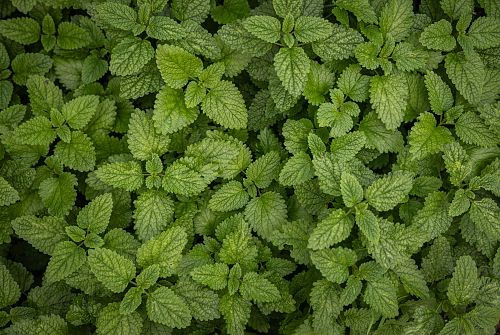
(190, 263, 229, 290)
(274, 46, 311, 96)
(54, 131, 96, 172)
(156, 44, 203, 89)
(447, 255, 479, 306)
(242, 16, 281, 43)
(201, 80, 248, 129)
(208, 181, 249, 212)
(110, 37, 154, 76)
(365, 171, 413, 211)
(133, 190, 174, 241)
(77, 193, 113, 234)
(240, 272, 280, 303)
(88, 248, 136, 293)
(308, 209, 353, 250)
(136, 226, 187, 277)
(128, 111, 170, 161)
(419, 19, 456, 51)
(311, 247, 357, 284)
(370, 74, 408, 130)
(45, 241, 86, 283)
(153, 86, 199, 134)
(147, 286, 191, 328)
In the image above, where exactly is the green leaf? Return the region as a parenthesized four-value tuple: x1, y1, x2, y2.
(128, 111, 170, 161)
(242, 16, 281, 44)
(147, 286, 191, 328)
(45, 241, 86, 283)
(0, 176, 19, 206)
(201, 80, 248, 129)
(88, 248, 136, 293)
(11, 53, 53, 85)
(335, 0, 378, 24)
(77, 193, 113, 234)
(11, 216, 68, 255)
(370, 74, 408, 130)
(355, 203, 380, 243)
(469, 198, 500, 237)
(110, 37, 154, 76)
(330, 131, 366, 161)
(219, 293, 251, 335)
(447, 255, 479, 306)
(95, 161, 144, 192)
(274, 46, 311, 96)
(311, 247, 357, 284)
(246, 151, 281, 189)
(120, 287, 143, 315)
(424, 71, 454, 114)
(26, 75, 64, 114)
(136, 265, 160, 290)
(174, 278, 220, 321)
(82, 55, 108, 84)
(393, 258, 429, 299)
(412, 191, 452, 243)
(279, 152, 314, 186)
(136, 226, 187, 277)
(11, 0, 37, 14)
(422, 236, 454, 282)
(0, 18, 40, 45)
(312, 24, 364, 61)
(364, 275, 399, 318)
(94, 2, 139, 31)
(449, 189, 470, 217)
(303, 62, 335, 106)
(172, 0, 210, 23)
(0, 263, 21, 309)
(455, 111, 498, 147)
(240, 272, 280, 302)
(419, 19, 456, 51)
(392, 42, 428, 72)
(15, 116, 56, 146)
(191, 263, 229, 290)
(96, 303, 142, 335)
(61, 95, 99, 130)
(57, 22, 90, 50)
(153, 86, 199, 134)
(39, 172, 77, 217)
(441, 0, 473, 20)
(310, 279, 343, 331)
(156, 44, 203, 89)
(162, 159, 208, 196)
(379, 0, 413, 42)
(445, 52, 484, 105)
(467, 17, 500, 49)
(340, 172, 363, 207)
(146, 16, 185, 41)
(294, 16, 332, 43)
(244, 191, 288, 241)
(273, 0, 303, 18)
(308, 209, 353, 250)
(54, 131, 96, 172)
(133, 190, 174, 241)
(209, 181, 249, 212)
(408, 112, 454, 160)
(365, 171, 413, 211)
(359, 112, 404, 153)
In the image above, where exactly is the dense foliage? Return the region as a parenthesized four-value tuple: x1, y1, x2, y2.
(0, 0, 499, 334)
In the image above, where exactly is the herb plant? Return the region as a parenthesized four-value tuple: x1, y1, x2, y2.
(0, 0, 499, 334)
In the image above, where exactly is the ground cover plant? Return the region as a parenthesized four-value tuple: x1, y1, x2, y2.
(0, 0, 499, 334)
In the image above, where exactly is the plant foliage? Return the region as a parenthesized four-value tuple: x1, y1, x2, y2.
(0, 0, 499, 334)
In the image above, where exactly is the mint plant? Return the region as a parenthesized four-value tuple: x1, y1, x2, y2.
(0, 0, 499, 334)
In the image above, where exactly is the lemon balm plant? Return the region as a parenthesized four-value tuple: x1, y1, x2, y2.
(0, 0, 499, 334)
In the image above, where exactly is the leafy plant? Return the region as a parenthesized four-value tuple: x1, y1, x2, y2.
(0, 0, 499, 334)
